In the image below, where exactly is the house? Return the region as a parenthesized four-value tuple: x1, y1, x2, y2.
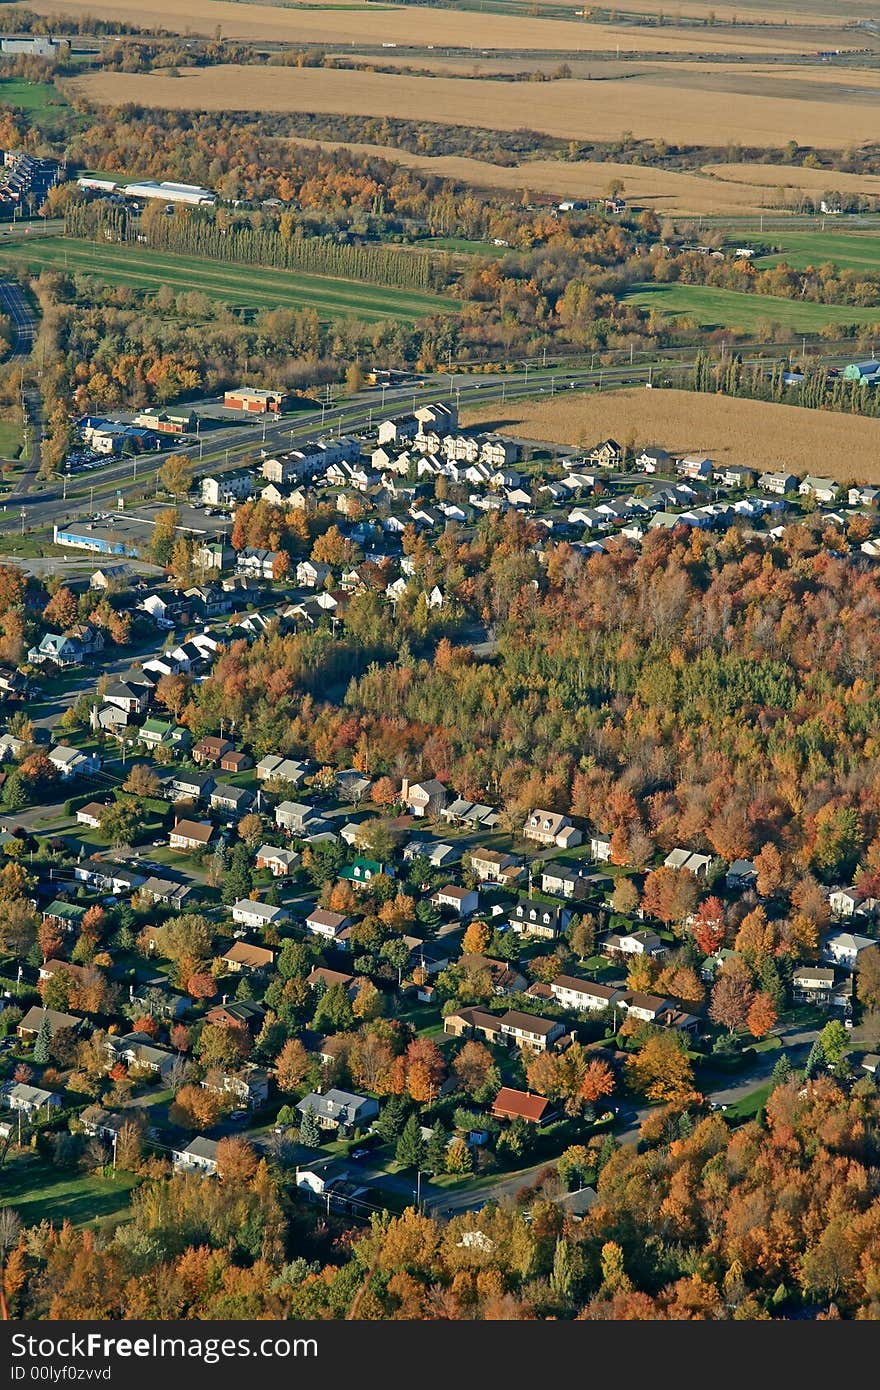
(799, 475, 840, 503)
(192, 735, 233, 766)
(550, 976, 624, 1014)
(588, 439, 622, 469)
(589, 832, 613, 862)
(402, 778, 447, 819)
(170, 770, 216, 803)
(138, 876, 197, 911)
(636, 447, 670, 473)
(76, 800, 108, 828)
(377, 415, 418, 447)
(491, 1087, 556, 1125)
(305, 908, 350, 943)
(523, 809, 582, 849)
(306, 967, 357, 996)
(510, 897, 571, 940)
(468, 848, 522, 885)
(255, 844, 300, 877)
(206, 1000, 266, 1035)
(201, 1064, 269, 1109)
(48, 745, 100, 780)
(617, 990, 670, 1024)
(106, 1032, 176, 1081)
(444, 1007, 565, 1052)
(829, 887, 878, 919)
(79, 1105, 132, 1140)
(295, 559, 332, 590)
(138, 718, 190, 751)
(604, 929, 667, 960)
(402, 840, 461, 870)
(28, 628, 103, 667)
(759, 471, 798, 496)
(726, 859, 757, 890)
(498, 1010, 567, 1052)
(430, 885, 479, 918)
(717, 464, 757, 489)
(230, 899, 289, 930)
(7, 1083, 62, 1118)
(173, 1137, 219, 1176)
(458, 954, 527, 995)
(338, 857, 391, 890)
(792, 966, 835, 1006)
(221, 750, 252, 775)
(169, 818, 214, 851)
(296, 1088, 379, 1134)
(821, 929, 877, 971)
(541, 864, 591, 900)
(678, 454, 713, 481)
(275, 800, 323, 834)
(221, 941, 275, 974)
(17, 1005, 81, 1040)
(664, 848, 712, 878)
(102, 679, 151, 715)
(257, 756, 310, 787)
(210, 784, 254, 817)
(40, 901, 87, 936)
(201, 471, 254, 506)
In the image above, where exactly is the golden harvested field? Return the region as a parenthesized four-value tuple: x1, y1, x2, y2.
(702, 163, 880, 196)
(463, 388, 880, 477)
(68, 65, 880, 150)
(289, 138, 831, 213)
(30, 0, 836, 53)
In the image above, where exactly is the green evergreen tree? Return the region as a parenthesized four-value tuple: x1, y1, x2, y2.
(425, 1120, 448, 1175)
(298, 1104, 321, 1148)
(375, 1095, 407, 1143)
(395, 1113, 426, 1170)
(33, 1010, 51, 1065)
(770, 1052, 794, 1090)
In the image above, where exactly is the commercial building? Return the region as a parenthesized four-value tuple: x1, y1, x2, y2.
(223, 388, 292, 415)
(124, 180, 216, 207)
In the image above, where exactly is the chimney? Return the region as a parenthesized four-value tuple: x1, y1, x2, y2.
(401, 777, 410, 804)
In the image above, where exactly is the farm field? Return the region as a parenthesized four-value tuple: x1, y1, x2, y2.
(0, 238, 457, 323)
(463, 386, 880, 475)
(38, 0, 842, 53)
(291, 138, 866, 214)
(67, 65, 880, 150)
(622, 281, 880, 332)
(737, 231, 880, 273)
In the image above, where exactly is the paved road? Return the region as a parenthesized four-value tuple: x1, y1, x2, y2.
(0, 279, 35, 360)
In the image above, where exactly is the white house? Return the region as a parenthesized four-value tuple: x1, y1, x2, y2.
(230, 899, 290, 930)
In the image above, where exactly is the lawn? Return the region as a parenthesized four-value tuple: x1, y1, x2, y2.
(723, 1082, 773, 1124)
(0, 420, 22, 458)
(0, 237, 458, 325)
(739, 230, 880, 276)
(0, 78, 69, 116)
(622, 281, 880, 333)
(0, 1152, 138, 1227)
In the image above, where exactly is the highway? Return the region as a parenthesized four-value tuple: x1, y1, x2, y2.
(0, 360, 688, 537)
(0, 341, 858, 541)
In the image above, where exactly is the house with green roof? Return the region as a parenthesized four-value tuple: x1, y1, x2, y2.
(338, 857, 393, 889)
(41, 900, 87, 933)
(138, 718, 190, 750)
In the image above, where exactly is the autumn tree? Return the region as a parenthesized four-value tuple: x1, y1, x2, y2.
(691, 896, 726, 957)
(159, 452, 192, 499)
(123, 763, 160, 798)
(626, 1033, 700, 1105)
(640, 867, 698, 929)
(275, 1038, 310, 1092)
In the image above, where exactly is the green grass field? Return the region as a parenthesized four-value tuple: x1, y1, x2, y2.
(0, 420, 22, 458)
(623, 281, 880, 333)
(0, 1152, 138, 1227)
(0, 78, 69, 115)
(739, 231, 880, 275)
(0, 237, 458, 324)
